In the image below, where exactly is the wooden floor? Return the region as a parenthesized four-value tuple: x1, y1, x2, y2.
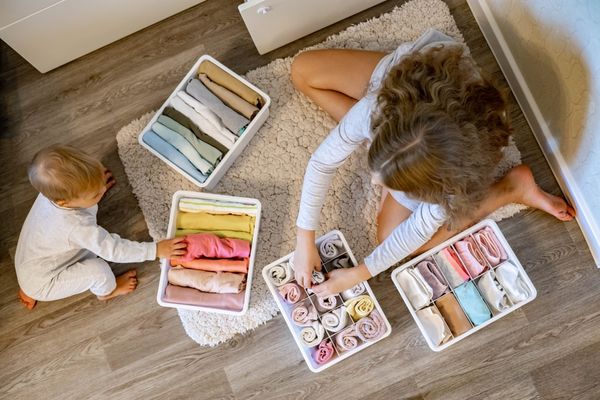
(1, 0, 599, 399)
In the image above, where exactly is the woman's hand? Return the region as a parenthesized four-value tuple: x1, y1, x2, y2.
(294, 228, 321, 288)
(312, 264, 372, 297)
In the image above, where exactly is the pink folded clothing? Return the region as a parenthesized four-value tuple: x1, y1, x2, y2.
(416, 259, 448, 299)
(312, 339, 335, 365)
(455, 237, 487, 276)
(355, 310, 386, 341)
(315, 295, 338, 312)
(433, 247, 470, 288)
(335, 325, 361, 352)
(164, 284, 245, 311)
(170, 258, 249, 274)
(179, 233, 250, 262)
(291, 303, 318, 326)
(168, 266, 245, 294)
(472, 227, 508, 266)
(278, 282, 305, 304)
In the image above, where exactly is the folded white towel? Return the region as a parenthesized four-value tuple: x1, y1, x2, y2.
(477, 270, 511, 312)
(417, 306, 452, 346)
(495, 261, 531, 303)
(397, 268, 433, 310)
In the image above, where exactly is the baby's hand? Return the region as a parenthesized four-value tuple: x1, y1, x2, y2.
(157, 237, 187, 259)
(104, 168, 116, 191)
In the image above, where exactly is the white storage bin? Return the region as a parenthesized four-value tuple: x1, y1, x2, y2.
(391, 219, 537, 351)
(157, 190, 261, 315)
(262, 230, 392, 373)
(138, 55, 271, 190)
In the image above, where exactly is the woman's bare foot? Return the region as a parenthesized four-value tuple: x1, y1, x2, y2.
(18, 289, 37, 310)
(507, 165, 576, 221)
(98, 270, 138, 300)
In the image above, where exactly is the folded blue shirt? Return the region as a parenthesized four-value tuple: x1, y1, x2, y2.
(142, 130, 207, 183)
(454, 281, 492, 326)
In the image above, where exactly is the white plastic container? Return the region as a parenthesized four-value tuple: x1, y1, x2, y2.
(262, 230, 392, 373)
(157, 190, 261, 315)
(391, 219, 537, 351)
(138, 55, 271, 190)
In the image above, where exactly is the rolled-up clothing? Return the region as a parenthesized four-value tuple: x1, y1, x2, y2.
(178, 233, 250, 262)
(266, 261, 294, 286)
(175, 228, 253, 242)
(340, 283, 366, 301)
(170, 258, 248, 274)
(278, 282, 305, 304)
(472, 226, 508, 266)
(355, 309, 386, 341)
(168, 266, 245, 294)
(198, 61, 263, 106)
(177, 212, 255, 234)
(321, 306, 349, 333)
(318, 237, 344, 260)
(300, 321, 325, 347)
(335, 325, 361, 352)
(163, 284, 244, 311)
(435, 293, 472, 336)
(416, 259, 448, 300)
(186, 78, 250, 135)
(454, 237, 487, 277)
(477, 270, 511, 312)
(344, 295, 374, 320)
(312, 339, 335, 365)
(311, 270, 326, 285)
(291, 302, 318, 327)
(495, 261, 531, 304)
(315, 294, 338, 312)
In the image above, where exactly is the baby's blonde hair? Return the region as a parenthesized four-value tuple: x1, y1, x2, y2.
(28, 144, 105, 202)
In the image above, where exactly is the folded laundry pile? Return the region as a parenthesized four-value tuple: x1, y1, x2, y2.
(142, 60, 264, 183)
(163, 197, 257, 311)
(395, 225, 533, 347)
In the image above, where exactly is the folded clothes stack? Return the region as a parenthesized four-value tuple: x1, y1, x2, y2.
(164, 197, 257, 311)
(142, 60, 264, 183)
(397, 226, 533, 346)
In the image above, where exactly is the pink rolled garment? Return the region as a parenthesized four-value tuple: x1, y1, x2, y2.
(473, 227, 508, 266)
(335, 325, 361, 352)
(312, 339, 335, 365)
(355, 310, 386, 341)
(170, 258, 249, 274)
(291, 303, 318, 326)
(278, 282, 305, 304)
(168, 266, 245, 294)
(315, 295, 338, 312)
(454, 237, 487, 276)
(179, 233, 250, 262)
(164, 284, 245, 311)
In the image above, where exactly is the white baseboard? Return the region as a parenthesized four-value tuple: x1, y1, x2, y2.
(467, 0, 600, 267)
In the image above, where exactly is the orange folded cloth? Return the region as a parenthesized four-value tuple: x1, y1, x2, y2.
(171, 258, 249, 274)
(435, 293, 472, 336)
(164, 284, 245, 311)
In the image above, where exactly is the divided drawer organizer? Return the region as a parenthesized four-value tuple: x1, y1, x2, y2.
(263, 230, 392, 372)
(392, 219, 536, 351)
(157, 190, 261, 315)
(138, 55, 271, 190)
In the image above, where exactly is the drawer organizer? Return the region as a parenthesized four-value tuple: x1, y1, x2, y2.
(391, 219, 536, 351)
(139, 55, 271, 190)
(263, 230, 392, 372)
(157, 190, 261, 315)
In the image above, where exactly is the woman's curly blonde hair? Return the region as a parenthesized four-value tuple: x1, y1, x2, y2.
(368, 44, 511, 228)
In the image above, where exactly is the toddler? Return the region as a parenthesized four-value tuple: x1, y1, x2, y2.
(15, 144, 186, 309)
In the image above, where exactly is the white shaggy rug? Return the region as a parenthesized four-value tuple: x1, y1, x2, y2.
(116, 0, 526, 346)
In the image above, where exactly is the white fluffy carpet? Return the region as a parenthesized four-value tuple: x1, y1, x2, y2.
(116, 0, 525, 346)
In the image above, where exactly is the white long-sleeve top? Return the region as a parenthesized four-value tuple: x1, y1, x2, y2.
(15, 194, 156, 294)
(296, 29, 464, 276)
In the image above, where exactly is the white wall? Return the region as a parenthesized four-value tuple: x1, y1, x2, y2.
(468, 0, 600, 265)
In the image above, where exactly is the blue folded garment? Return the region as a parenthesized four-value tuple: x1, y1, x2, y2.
(454, 281, 492, 326)
(142, 130, 208, 183)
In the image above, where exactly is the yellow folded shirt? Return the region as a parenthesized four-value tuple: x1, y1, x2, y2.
(177, 211, 255, 234)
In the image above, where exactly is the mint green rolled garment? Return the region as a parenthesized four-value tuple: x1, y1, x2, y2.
(152, 122, 214, 175)
(157, 115, 223, 166)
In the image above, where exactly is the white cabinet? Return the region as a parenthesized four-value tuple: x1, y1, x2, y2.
(238, 0, 386, 54)
(0, 0, 205, 73)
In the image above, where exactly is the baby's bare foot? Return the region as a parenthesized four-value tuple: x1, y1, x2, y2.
(98, 270, 137, 300)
